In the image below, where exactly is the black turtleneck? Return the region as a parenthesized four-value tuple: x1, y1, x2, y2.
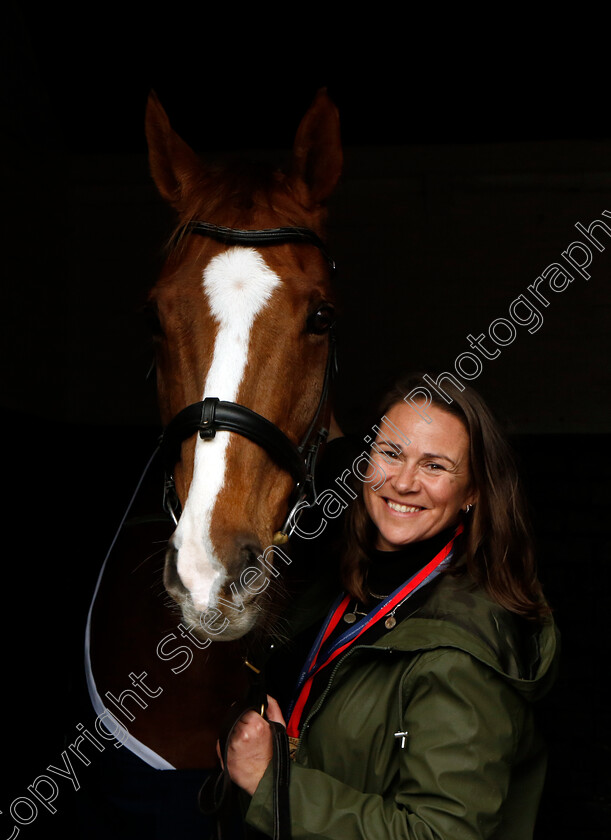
(365, 525, 457, 602)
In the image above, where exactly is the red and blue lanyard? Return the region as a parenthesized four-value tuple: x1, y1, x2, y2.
(286, 524, 463, 739)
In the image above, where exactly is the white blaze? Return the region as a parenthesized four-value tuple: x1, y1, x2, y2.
(172, 248, 281, 611)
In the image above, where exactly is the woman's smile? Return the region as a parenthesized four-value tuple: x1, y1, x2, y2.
(384, 499, 424, 514)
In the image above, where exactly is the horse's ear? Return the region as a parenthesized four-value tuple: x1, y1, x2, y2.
(145, 90, 204, 210)
(289, 88, 343, 206)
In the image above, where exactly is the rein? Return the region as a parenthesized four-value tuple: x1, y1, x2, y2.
(199, 661, 290, 840)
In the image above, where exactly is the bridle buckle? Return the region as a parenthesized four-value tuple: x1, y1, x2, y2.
(198, 397, 219, 440)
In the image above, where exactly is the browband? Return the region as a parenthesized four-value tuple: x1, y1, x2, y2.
(182, 221, 336, 270)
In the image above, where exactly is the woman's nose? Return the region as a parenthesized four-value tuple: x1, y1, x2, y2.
(390, 461, 419, 493)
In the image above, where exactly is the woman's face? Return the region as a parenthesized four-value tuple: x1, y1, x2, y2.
(364, 401, 477, 551)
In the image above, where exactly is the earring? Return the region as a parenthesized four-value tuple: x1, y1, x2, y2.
(465, 504, 473, 514)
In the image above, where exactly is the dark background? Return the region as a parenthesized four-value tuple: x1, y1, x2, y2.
(2, 3, 609, 837)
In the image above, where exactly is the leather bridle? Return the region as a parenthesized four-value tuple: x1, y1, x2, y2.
(158, 221, 337, 542)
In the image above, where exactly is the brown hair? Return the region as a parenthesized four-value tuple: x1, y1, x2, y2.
(341, 373, 551, 622)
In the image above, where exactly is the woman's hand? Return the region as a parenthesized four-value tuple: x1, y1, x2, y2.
(223, 695, 286, 796)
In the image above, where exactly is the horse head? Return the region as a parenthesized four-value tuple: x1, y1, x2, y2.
(145, 90, 342, 641)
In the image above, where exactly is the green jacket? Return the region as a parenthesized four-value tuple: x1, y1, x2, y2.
(246, 563, 559, 839)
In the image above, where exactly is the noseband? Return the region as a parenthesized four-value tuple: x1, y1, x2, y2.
(158, 221, 337, 539)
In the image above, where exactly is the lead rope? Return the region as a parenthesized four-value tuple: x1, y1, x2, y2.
(269, 722, 291, 840)
(198, 662, 292, 840)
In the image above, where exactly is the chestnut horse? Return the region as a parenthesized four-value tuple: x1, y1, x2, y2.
(83, 90, 341, 835)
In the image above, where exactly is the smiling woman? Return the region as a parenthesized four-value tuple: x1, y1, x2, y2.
(224, 372, 560, 840)
(363, 401, 476, 550)
(342, 373, 551, 621)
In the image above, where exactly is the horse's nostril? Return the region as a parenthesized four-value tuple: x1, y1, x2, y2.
(163, 545, 188, 602)
(218, 538, 264, 592)
(241, 543, 261, 565)
(234, 538, 263, 575)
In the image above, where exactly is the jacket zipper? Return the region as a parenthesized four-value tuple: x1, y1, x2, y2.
(293, 643, 392, 757)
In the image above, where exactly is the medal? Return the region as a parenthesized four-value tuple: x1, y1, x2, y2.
(343, 601, 366, 624)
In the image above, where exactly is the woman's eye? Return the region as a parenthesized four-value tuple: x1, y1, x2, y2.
(371, 448, 402, 466)
(306, 305, 335, 335)
(425, 462, 445, 472)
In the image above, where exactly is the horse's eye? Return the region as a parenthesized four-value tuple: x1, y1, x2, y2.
(306, 305, 335, 335)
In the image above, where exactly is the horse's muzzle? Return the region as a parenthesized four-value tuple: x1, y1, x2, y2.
(163, 536, 267, 640)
